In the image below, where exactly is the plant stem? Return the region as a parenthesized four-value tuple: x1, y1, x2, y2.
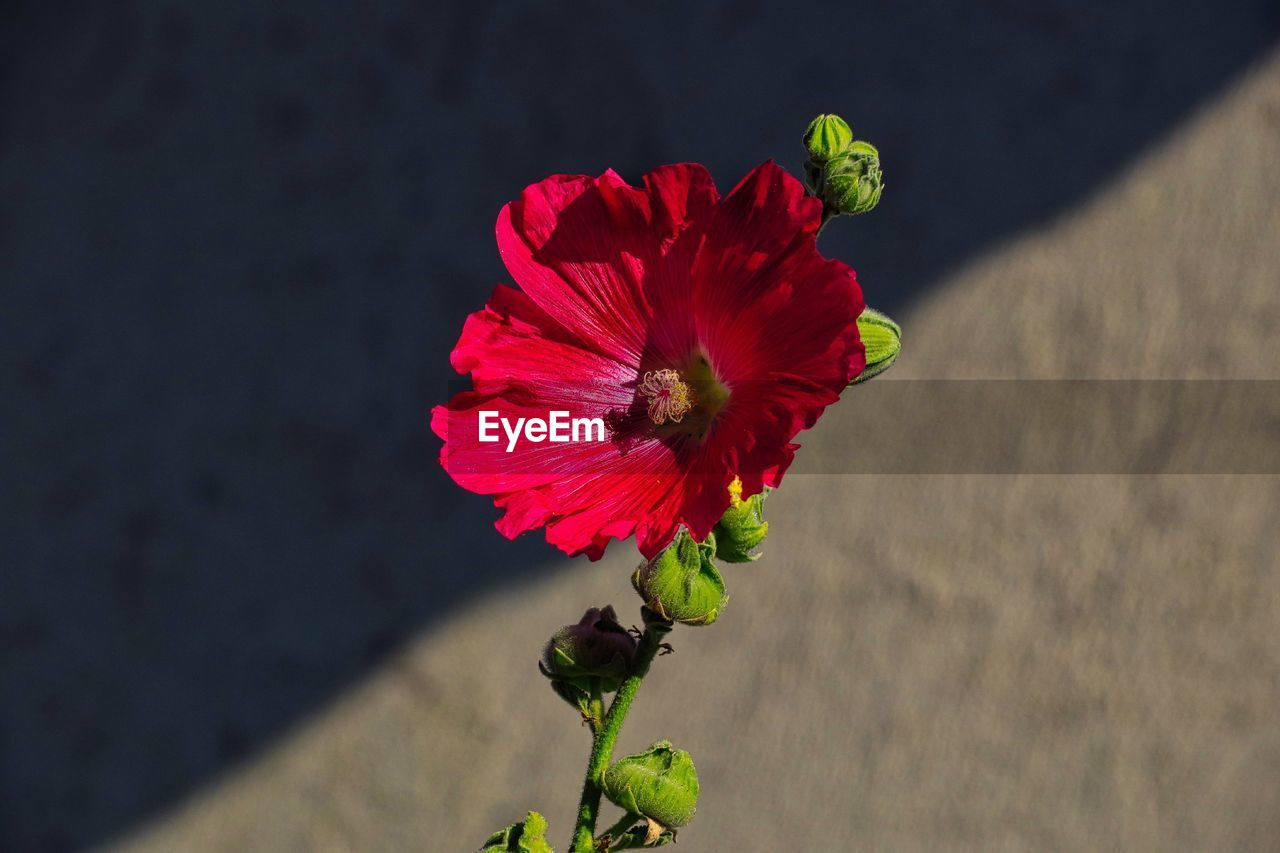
(569, 618, 672, 853)
(586, 692, 604, 735)
(817, 205, 837, 235)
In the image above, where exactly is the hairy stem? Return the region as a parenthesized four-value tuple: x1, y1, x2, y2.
(569, 619, 672, 853)
(586, 694, 605, 735)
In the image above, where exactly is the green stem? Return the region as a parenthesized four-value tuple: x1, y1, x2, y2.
(817, 205, 838, 235)
(569, 618, 672, 853)
(586, 694, 605, 735)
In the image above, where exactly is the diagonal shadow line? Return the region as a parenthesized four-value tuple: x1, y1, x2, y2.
(0, 1, 1277, 849)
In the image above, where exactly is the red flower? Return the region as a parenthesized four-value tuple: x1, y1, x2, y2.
(432, 162, 865, 560)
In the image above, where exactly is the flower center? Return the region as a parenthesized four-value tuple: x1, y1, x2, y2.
(638, 369, 694, 425)
(637, 353, 731, 440)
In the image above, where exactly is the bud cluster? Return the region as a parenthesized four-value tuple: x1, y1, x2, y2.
(802, 113, 884, 217)
(529, 480, 772, 848)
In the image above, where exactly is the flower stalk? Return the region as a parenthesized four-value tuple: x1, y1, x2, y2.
(570, 612, 673, 853)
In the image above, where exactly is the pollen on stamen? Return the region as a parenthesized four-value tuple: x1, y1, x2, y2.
(638, 368, 695, 425)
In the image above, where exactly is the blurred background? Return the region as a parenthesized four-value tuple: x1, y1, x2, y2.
(3, 1, 1278, 850)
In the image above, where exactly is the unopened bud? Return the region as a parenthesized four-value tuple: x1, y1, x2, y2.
(713, 478, 768, 562)
(632, 532, 726, 626)
(539, 606, 636, 696)
(803, 113, 854, 163)
(822, 141, 883, 215)
(602, 741, 699, 831)
(851, 307, 901, 383)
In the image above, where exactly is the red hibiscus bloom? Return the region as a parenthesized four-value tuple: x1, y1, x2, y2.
(432, 161, 865, 560)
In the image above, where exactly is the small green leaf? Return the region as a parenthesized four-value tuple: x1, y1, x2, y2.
(478, 810, 555, 853)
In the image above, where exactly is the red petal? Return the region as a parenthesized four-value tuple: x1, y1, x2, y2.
(496, 165, 717, 367)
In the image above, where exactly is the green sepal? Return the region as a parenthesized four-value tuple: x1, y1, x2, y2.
(713, 479, 769, 562)
(477, 810, 555, 853)
(606, 820, 676, 849)
(632, 532, 726, 626)
(602, 741, 699, 830)
(851, 307, 901, 384)
(546, 677, 593, 718)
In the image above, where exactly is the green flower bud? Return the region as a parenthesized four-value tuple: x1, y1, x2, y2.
(539, 606, 636, 695)
(822, 141, 883, 215)
(602, 741, 699, 831)
(477, 810, 554, 853)
(713, 477, 769, 562)
(851, 307, 902, 383)
(632, 532, 726, 626)
(803, 114, 854, 163)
